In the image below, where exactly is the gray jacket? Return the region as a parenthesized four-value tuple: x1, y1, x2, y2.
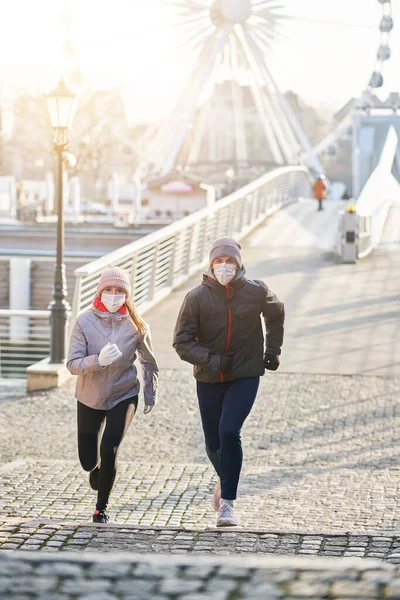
(67, 307, 158, 410)
(173, 271, 284, 383)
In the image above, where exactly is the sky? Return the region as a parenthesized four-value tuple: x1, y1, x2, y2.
(0, 0, 398, 123)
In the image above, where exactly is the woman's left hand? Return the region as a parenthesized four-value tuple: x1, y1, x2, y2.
(143, 404, 155, 415)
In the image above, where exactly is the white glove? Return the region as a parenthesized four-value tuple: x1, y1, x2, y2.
(98, 342, 122, 367)
(143, 404, 155, 415)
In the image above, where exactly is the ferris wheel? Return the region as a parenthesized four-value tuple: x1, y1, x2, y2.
(139, 0, 394, 181)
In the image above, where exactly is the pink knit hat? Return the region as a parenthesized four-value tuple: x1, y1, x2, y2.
(96, 267, 131, 298)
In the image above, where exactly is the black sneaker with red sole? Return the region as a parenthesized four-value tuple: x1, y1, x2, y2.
(93, 510, 109, 523)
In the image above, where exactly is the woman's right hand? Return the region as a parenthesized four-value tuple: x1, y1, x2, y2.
(98, 342, 122, 367)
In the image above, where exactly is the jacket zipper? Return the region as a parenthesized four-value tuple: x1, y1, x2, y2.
(220, 285, 232, 382)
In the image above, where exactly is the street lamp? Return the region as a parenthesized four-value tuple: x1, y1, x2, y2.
(44, 79, 76, 363)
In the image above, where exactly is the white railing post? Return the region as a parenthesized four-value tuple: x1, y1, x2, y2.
(185, 226, 194, 274)
(148, 245, 159, 302)
(168, 234, 178, 287)
(71, 275, 83, 326)
(130, 252, 138, 301)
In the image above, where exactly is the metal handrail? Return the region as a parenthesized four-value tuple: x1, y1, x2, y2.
(72, 166, 312, 320)
(0, 309, 50, 317)
(0, 310, 51, 378)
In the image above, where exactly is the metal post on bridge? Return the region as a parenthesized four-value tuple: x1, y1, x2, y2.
(341, 204, 358, 264)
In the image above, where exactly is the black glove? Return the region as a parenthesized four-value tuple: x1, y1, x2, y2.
(264, 352, 280, 371)
(219, 354, 234, 373)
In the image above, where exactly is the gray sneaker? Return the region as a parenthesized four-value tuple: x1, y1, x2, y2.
(217, 502, 237, 527)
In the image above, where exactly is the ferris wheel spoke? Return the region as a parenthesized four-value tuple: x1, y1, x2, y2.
(234, 28, 291, 163)
(180, 25, 216, 52)
(168, 0, 209, 11)
(242, 26, 311, 157)
(243, 24, 324, 173)
(149, 27, 231, 175)
(250, 15, 285, 38)
(228, 35, 248, 163)
(253, 4, 286, 17)
(166, 14, 210, 29)
(250, 28, 283, 54)
(252, 0, 285, 8)
(187, 96, 216, 164)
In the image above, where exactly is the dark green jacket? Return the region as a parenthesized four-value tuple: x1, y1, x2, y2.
(173, 272, 285, 383)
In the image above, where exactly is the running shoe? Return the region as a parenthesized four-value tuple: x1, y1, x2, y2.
(92, 509, 109, 523)
(216, 502, 237, 527)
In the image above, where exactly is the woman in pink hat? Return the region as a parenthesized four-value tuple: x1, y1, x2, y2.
(67, 267, 158, 523)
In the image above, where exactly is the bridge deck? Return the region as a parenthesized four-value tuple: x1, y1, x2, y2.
(148, 199, 400, 376)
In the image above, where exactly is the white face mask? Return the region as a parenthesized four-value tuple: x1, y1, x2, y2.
(213, 263, 237, 286)
(101, 293, 126, 313)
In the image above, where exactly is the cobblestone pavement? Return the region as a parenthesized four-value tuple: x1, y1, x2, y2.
(2, 459, 400, 535)
(1, 372, 400, 535)
(4, 521, 400, 564)
(1, 550, 400, 599)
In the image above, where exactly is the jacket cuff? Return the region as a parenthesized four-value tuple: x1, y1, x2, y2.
(265, 348, 281, 356)
(84, 354, 105, 373)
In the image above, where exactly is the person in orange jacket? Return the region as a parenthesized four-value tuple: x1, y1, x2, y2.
(313, 176, 327, 211)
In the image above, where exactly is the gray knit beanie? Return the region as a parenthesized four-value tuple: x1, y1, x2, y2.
(209, 237, 242, 269)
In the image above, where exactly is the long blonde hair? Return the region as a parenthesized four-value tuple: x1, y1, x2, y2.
(125, 298, 147, 336)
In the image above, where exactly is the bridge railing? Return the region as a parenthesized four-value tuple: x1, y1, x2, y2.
(72, 167, 312, 320)
(0, 309, 50, 378)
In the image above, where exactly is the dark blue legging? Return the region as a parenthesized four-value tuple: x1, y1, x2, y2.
(197, 377, 260, 501)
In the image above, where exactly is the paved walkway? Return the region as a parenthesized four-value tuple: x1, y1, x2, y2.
(1, 370, 400, 538)
(3, 520, 400, 563)
(1, 199, 400, 595)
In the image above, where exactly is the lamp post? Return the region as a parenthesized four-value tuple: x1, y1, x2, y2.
(44, 79, 76, 363)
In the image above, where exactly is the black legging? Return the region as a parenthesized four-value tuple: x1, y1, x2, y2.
(77, 396, 138, 511)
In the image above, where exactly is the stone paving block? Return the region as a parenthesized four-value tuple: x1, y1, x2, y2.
(160, 577, 203, 595)
(79, 595, 119, 600)
(114, 578, 157, 594)
(330, 580, 379, 597)
(286, 581, 330, 597)
(61, 579, 112, 594)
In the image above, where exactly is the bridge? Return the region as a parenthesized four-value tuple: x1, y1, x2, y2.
(2, 1, 400, 597)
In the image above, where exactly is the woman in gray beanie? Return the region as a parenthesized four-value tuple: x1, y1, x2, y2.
(67, 267, 158, 523)
(173, 237, 284, 527)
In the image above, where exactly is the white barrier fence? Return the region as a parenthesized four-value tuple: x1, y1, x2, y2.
(340, 127, 400, 262)
(0, 310, 50, 378)
(72, 167, 312, 320)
